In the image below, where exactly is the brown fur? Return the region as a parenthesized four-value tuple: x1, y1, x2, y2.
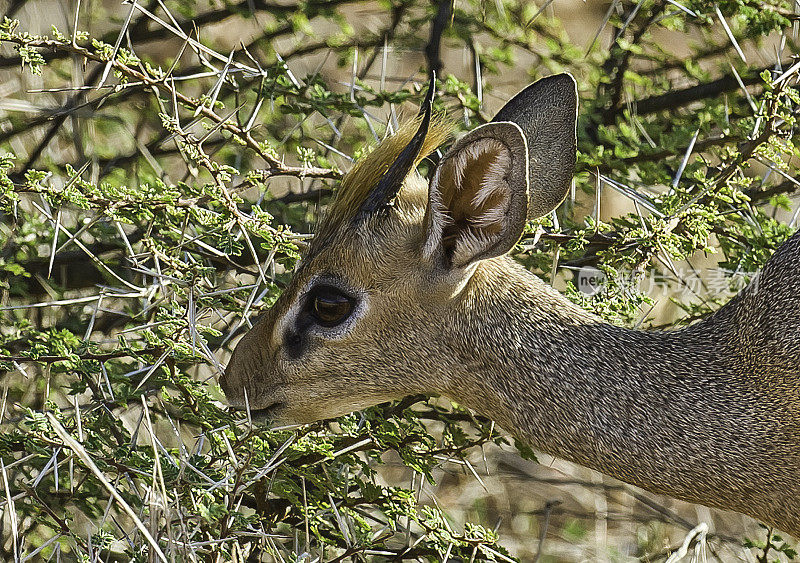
(222, 75, 800, 537)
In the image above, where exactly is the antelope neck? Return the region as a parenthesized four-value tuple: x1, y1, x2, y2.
(437, 257, 800, 532)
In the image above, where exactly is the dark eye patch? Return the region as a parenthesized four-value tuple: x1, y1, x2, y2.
(283, 328, 306, 359)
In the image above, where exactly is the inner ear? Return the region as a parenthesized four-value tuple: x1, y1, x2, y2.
(439, 139, 512, 251)
(424, 122, 529, 270)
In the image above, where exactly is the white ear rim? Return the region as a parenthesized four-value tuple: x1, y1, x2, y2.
(423, 121, 530, 269)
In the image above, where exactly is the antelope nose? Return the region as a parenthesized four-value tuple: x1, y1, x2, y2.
(221, 307, 276, 409)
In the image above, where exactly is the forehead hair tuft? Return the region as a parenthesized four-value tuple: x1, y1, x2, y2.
(318, 114, 453, 232)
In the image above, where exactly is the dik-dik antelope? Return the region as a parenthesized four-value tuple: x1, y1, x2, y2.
(222, 74, 800, 536)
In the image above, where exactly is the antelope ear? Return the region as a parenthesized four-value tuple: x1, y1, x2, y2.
(423, 73, 577, 270)
(493, 73, 577, 219)
(423, 122, 529, 269)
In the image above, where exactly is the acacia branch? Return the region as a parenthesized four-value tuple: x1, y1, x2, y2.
(0, 0, 366, 70)
(600, 1, 666, 125)
(425, 0, 452, 78)
(630, 61, 790, 116)
(0, 347, 163, 364)
(1, 36, 341, 181)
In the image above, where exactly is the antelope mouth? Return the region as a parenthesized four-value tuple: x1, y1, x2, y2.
(244, 402, 285, 423)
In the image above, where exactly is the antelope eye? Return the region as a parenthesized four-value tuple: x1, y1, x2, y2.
(307, 285, 353, 327)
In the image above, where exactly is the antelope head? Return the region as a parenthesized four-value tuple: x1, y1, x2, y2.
(221, 74, 578, 424)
